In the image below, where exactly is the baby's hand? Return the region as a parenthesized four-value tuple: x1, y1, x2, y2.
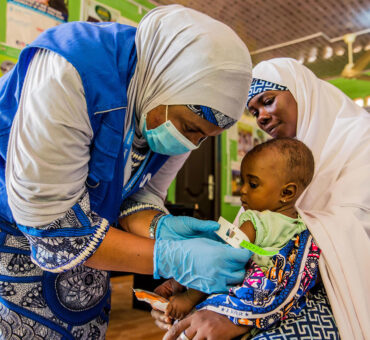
(165, 292, 197, 320)
(154, 278, 185, 299)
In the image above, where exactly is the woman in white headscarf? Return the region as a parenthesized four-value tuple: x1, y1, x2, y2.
(163, 58, 369, 340)
(246, 58, 370, 340)
(0, 5, 252, 338)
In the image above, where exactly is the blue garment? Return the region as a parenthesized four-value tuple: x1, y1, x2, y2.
(142, 118, 198, 155)
(197, 230, 321, 330)
(242, 284, 340, 340)
(154, 237, 252, 293)
(186, 104, 236, 129)
(155, 214, 220, 241)
(0, 22, 169, 338)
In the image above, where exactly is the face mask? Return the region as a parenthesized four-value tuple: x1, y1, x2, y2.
(140, 106, 199, 156)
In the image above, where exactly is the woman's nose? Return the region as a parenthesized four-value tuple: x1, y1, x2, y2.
(257, 108, 271, 127)
(190, 133, 206, 146)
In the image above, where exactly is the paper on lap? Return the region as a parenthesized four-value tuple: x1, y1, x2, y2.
(133, 288, 169, 312)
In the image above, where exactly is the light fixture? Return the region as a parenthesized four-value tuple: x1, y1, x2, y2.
(297, 55, 305, 64)
(307, 55, 317, 63)
(366, 96, 370, 107)
(335, 47, 345, 56)
(353, 45, 363, 53)
(307, 47, 318, 63)
(354, 98, 364, 107)
(323, 46, 333, 59)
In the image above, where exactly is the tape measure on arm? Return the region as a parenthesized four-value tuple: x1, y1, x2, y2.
(216, 216, 278, 256)
(239, 240, 278, 256)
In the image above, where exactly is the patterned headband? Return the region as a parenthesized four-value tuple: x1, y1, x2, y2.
(246, 78, 288, 107)
(186, 105, 236, 129)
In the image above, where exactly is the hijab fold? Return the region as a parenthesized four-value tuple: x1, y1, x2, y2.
(250, 58, 370, 339)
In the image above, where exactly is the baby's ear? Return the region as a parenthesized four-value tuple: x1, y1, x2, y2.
(280, 183, 298, 203)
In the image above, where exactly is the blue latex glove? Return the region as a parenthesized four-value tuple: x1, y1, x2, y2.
(156, 214, 220, 241)
(154, 238, 252, 293)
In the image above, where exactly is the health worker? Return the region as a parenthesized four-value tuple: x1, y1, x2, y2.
(0, 5, 252, 338)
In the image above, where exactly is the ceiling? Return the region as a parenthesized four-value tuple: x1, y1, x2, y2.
(151, 0, 370, 79)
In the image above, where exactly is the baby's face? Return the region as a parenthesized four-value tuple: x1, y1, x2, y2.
(240, 149, 286, 212)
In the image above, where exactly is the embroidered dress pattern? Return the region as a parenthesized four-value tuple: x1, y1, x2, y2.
(17, 191, 110, 273)
(120, 146, 166, 218)
(0, 302, 62, 340)
(246, 284, 340, 340)
(0, 146, 156, 339)
(197, 230, 322, 331)
(0, 190, 111, 339)
(55, 266, 109, 311)
(0, 226, 109, 339)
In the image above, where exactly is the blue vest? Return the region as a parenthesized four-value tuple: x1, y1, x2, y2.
(0, 22, 169, 224)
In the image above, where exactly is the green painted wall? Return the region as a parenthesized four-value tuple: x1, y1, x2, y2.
(166, 179, 176, 204)
(328, 77, 370, 99)
(220, 133, 240, 222)
(87, 0, 155, 22)
(67, 0, 81, 21)
(0, 0, 6, 42)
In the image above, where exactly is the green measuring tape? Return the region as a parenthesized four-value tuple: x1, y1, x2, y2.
(240, 240, 278, 256)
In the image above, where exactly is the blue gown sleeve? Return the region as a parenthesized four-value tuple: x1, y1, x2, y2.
(17, 190, 110, 273)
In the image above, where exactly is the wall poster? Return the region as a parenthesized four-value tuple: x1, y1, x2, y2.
(6, 0, 68, 49)
(224, 111, 269, 205)
(80, 0, 120, 22)
(117, 15, 138, 27)
(0, 44, 19, 77)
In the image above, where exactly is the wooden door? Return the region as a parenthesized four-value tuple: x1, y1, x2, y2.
(174, 136, 220, 220)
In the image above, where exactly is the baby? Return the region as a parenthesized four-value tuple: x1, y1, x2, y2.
(155, 137, 315, 321)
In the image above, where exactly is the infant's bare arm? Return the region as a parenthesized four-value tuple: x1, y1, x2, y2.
(239, 220, 256, 243)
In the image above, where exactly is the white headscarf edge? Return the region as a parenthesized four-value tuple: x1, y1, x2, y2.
(127, 4, 252, 131)
(252, 58, 370, 339)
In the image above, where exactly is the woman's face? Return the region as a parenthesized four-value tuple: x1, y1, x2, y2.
(146, 105, 224, 145)
(247, 90, 298, 138)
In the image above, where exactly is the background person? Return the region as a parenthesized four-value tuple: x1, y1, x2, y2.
(159, 58, 370, 340)
(0, 5, 252, 338)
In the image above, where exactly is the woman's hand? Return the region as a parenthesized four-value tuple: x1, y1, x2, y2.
(163, 310, 249, 340)
(154, 238, 252, 293)
(151, 308, 172, 331)
(156, 215, 220, 241)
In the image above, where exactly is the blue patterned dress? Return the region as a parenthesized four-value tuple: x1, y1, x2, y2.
(197, 230, 340, 339)
(0, 197, 110, 340)
(0, 146, 163, 340)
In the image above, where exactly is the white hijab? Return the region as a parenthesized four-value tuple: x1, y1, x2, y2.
(126, 4, 252, 138)
(251, 58, 370, 339)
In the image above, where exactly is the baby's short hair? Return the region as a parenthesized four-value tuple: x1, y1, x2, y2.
(246, 138, 315, 189)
